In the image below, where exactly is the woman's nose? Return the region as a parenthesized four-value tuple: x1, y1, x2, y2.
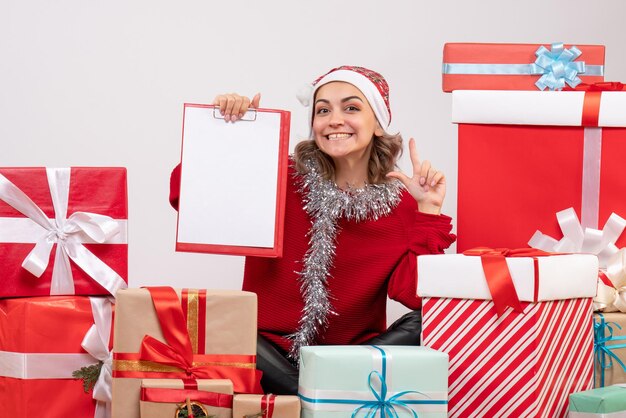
(329, 111, 344, 126)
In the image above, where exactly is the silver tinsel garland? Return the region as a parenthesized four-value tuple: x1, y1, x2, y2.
(287, 159, 403, 361)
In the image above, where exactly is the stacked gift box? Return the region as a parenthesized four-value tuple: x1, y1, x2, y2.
(428, 41, 626, 417)
(0, 167, 128, 417)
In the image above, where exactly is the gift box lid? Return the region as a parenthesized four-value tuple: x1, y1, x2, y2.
(569, 384, 626, 413)
(417, 253, 598, 301)
(442, 43, 605, 92)
(451, 90, 626, 127)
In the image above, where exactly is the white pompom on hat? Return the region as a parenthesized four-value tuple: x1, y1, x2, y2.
(298, 65, 392, 137)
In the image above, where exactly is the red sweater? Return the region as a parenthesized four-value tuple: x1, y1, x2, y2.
(170, 164, 455, 353)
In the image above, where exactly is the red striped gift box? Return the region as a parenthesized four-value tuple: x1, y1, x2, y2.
(418, 252, 598, 417)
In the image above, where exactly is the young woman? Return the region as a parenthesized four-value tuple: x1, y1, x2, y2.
(170, 66, 455, 394)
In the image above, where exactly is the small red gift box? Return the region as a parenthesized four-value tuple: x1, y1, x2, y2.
(0, 167, 128, 297)
(452, 86, 626, 253)
(442, 42, 605, 92)
(0, 296, 113, 418)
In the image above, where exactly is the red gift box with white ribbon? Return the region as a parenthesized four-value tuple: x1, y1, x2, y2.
(0, 296, 114, 418)
(452, 84, 626, 254)
(418, 251, 598, 417)
(0, 167, 128, 297)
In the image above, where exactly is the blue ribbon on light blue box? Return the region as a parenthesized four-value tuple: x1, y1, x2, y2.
(594, 313, 626, 387)
(442, 42, 604, 91)
(299, 345, 447, 417)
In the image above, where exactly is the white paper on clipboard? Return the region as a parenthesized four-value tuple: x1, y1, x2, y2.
(176, 104, 289, 256)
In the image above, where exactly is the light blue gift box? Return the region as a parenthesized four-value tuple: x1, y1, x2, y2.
(569, 384, 626, 418)
(298, 345, 448, 418)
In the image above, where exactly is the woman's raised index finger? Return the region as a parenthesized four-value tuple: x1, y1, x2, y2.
(409, 138, 422, 174)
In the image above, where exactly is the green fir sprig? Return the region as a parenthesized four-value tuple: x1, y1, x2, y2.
(72, 361, 103, 393)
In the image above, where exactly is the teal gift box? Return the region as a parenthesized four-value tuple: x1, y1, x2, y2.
(298, 345, 448, 418)
(569, 384, 626, 417)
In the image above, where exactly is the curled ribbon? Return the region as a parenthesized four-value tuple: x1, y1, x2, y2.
(532, 43, 585, 90)
(81, 298, 114, 418)
(462, 247, 553, 316)
(594, 313, 626, 387)
(0, 168, 127, 296)
(529, 208, 626, 311)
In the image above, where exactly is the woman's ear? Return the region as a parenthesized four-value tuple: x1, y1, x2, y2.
(374, 123, 385, 137)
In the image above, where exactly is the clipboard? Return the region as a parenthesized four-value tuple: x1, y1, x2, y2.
(175, 103, 290, 257)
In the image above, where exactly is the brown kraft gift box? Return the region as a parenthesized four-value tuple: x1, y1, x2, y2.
(233, 394, 301, 418)
(140, 378, 233, 418)
(112, 287, 262, 418)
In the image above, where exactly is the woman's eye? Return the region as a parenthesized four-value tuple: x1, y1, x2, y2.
(316, 108, 329, 114)
(346, 105, 360, 112)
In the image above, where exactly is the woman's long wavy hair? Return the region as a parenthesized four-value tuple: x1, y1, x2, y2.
(294, 131, 403, 185)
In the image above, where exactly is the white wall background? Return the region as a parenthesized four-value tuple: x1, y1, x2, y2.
(2, 0, 625, 322)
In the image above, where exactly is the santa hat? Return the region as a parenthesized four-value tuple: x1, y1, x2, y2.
(297, 65, 392, 134)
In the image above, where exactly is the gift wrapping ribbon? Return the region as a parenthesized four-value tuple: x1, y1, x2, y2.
(529, 208, 626, 268)
(593, 313, 626, 387)
(462, 247, 554, 316)
(298, 345, 448, 416)
(112, 287, 263, 394)
(0, 168, 127, 296)
(442, 43, 604, 91)
(258, 394, 276, 418)
(182, 289, 206, 355)
(0, 297, 114, 418)
(595, 269, 626, 312)
(81, 297, 114, 418)
(140, 386, 233, 408)
(528, 83, 626, 312)
(567, 82, 626, 228)
(529, 208, 626, 312)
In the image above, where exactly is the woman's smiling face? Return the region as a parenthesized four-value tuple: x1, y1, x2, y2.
(312, 81, 383, 168)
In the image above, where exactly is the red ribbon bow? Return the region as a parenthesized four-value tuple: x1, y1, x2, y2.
(462, 247, 553, 317)
(136, 287, 263, 393)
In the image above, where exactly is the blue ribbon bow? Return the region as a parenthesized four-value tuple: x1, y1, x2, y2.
(531, 42, 586, 91)
(350, 370, 421, 418)
(594, 313, 626, 387)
